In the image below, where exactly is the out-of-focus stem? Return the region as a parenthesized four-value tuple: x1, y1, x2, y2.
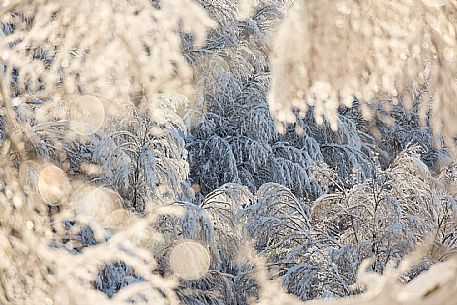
(0, 69, 26, 160)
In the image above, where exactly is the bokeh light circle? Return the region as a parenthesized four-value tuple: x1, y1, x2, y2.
(37, 165, 71, 205)
(73, 186, 123, 225)
(169, 241, 210, 280)
(69, 95, 105, 135)
(211, 55, 230, 72)
(102, 208, 136, 230)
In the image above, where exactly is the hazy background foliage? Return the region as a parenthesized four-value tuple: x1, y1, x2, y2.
(1, 0, 457, 305)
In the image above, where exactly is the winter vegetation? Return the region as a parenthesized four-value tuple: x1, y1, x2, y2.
(0, 0, 457, 304)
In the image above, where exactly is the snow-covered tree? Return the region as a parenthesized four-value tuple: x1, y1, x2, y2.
(1, 1, 457, 305)
(269, 1, 457, 151)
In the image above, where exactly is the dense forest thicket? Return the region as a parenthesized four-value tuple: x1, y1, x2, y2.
(1, 1, 457, 305)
